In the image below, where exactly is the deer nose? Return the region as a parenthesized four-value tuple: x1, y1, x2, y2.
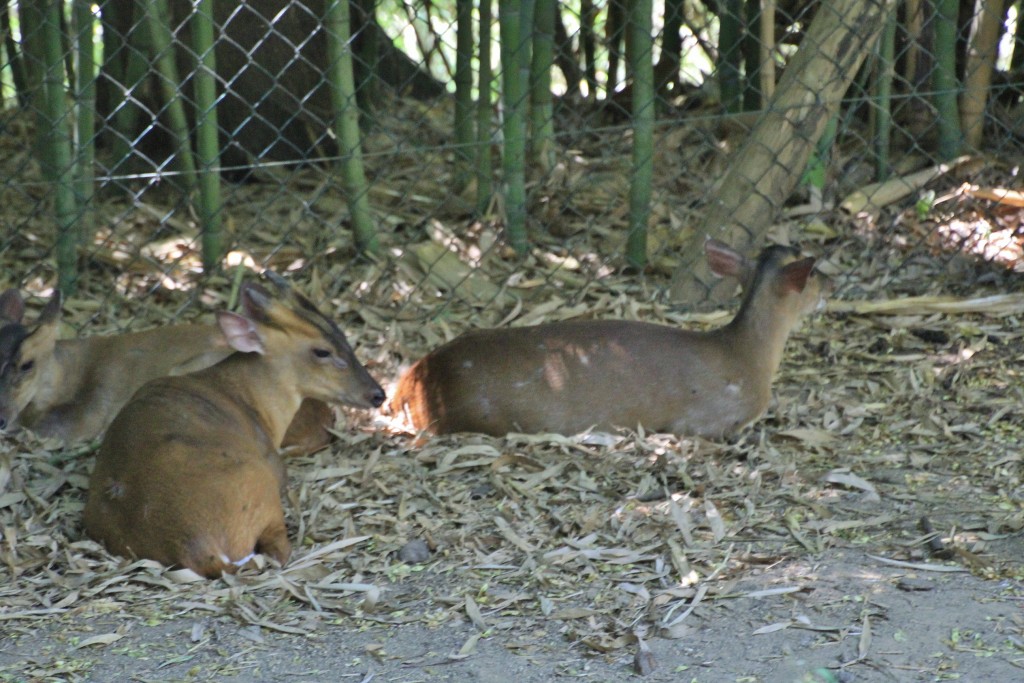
(369, 387, 386, 408)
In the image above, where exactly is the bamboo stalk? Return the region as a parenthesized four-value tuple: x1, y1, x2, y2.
(476, 0, 494, 214)
(874, 10, 896, 180)
(454, 0, 474, 189)
(580, 0, 597, 97)
(498, 0, 528, 255)
(529, 0, 556, 172)
(606, 0, 626, 96)
(191, 0, 223, 270)
(109, 12, 150, 177)
(73, 0, 97, 246)
(719, 0, 743, 113)
(902, 0, 923, 90)
(742, 0, 763, 110)
(759, 0, 776, 100)
(326, 0, 379, 255)
(145, 0, 197, 191)
(38, 0, 78, 293)
(960, 0, 1006, 150)
(932, 0, 962, 160)
(626, 0, 653, 269)
(18, 0, 44, 113)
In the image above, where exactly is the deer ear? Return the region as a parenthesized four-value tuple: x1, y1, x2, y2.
(25, 291, 63, 353)
(216, 311, 265, 355)
(0, 290, 24, 323)
(38, 290, 63, 324)
(240, 282, 275, 323)
(779, 257, 816, 293)
(704, 239, 748, 279)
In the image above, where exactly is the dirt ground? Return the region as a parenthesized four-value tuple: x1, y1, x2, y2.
(3, 547, 1023, 682)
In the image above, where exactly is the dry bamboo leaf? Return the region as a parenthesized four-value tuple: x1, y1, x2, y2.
(493, 517, 535, 553)
(741, 586, 804, 599)
(752, 621, 792, 635)
(661, 584, 707, 628)
(550, 607, 602, 620)
(859, 613, 872, 661)
(866, 555, 970, 572)
(705, 500, 726, 543)
(669, 497, 695, 547)
(285, 536, 371, 573)
(465, 595, 487, 632)
(828, 294, 1024, 317)
(822, 469, 881, 502)
(73, 633, 125, 649)
(964, 185, 1024, 207)
(778, 428, 835, 446)
(457, 631, 481, 656)
(433, 444, 502, 474)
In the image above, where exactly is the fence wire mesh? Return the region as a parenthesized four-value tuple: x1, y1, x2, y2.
(0, 0, 1022, 338)
(3, 2, 1024, 669)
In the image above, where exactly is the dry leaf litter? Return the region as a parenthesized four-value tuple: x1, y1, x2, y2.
(0, 106, 1022, 680)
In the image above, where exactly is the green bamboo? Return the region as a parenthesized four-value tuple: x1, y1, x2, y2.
(326, 0, 379, 255)
(519, 0, 535, 80)
(874, 10, 896, 180)
(742, 0, 763, 110)
(606, 0, 626, 96)
(37, 0, 78, 293)
(109, 8, 150, 176)
(932, 0, 961, 160)
(18, 0, 44, 109)
(718, 0, 743, 113)
(498, 0, 528, 255)
(191, 0, 223, 270)
(529, 0, 555, 172)
(145, 0, 197, 191)
(454, 0, 474, 188)
(476, 0, 494, 214)
(626, 0, 653, 270)
(353, 0, 379, 113)
(580, 0, 597, 96)
(99, 0, 125, 115)
(658, 0, 684, 92)
(73, 0, 97, 246)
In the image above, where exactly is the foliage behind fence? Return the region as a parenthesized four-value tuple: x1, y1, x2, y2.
(0, 0, 1022, 331)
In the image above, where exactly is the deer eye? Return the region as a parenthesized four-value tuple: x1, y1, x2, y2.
(19, 360, 34, 373)
(312, 348, 331, 359)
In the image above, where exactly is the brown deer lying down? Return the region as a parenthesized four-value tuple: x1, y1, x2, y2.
(389, 240, 827, 439)
(0, 289, 335, 452)
(84, 276, 385, 577)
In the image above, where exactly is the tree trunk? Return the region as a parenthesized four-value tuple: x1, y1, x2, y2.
(670, 0, 898, 304)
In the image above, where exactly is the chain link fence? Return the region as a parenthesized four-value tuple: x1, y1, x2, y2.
(0, 0, 1022, 338)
